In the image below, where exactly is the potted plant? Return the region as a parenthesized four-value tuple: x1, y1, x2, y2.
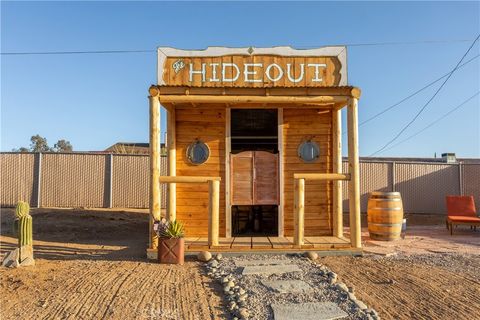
(157, 218, 185, 265)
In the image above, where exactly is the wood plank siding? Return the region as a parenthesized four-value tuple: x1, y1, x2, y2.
(175, 108, 226, 237)
(283, 109, 333, 236)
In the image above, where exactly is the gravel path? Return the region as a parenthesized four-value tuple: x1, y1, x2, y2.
(202, 253, 379, 320)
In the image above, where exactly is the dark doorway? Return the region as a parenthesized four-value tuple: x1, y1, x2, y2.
(231, 109, 278, 154)
(232, 205, 278, 236)
(230, 109, 279, 237)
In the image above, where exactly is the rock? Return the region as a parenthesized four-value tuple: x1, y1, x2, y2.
(19, 245, 33, 261)
(367, 308, 379, 318)
(238, 288, 246, 295)
(197, 251, 212, 262)
(238, 294, 247, 302)
(335, 283, 349, 292)
(327, 271, 337, 284)
(215, 253, 223, 260)
(238, 308, 249, 319)
(227, 280, 235, 288)
(228, 290, 235, 296)
(224, 286, 231, 293)
(271, 302, 348, 320)
(242, 264, 301, 275)
(222, 277, 229, 283)
(20, 256, 35, 267)
(353, 299, 368, 310)
(2, 249, 19, 268)
(348, 292, 356, 301)
(305, 251, 318, 260)
(209, 259, 219, 268)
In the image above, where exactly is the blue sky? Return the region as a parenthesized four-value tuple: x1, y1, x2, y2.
(1, 1, 479, 157)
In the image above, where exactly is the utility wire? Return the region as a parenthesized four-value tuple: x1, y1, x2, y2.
(374, 91, 480, 155)
(369, 34, 480, 156)
(341, 53, 480, 135)
(1, 49, 155, 55)
(1, 38, 476, 55)
(297, 38, 475, 48)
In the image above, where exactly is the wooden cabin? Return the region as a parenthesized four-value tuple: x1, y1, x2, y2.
(147, 46, 361, 256)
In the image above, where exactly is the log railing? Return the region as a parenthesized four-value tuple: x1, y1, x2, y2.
(159, 176, 221, 247)
(293, 173, 351, 247)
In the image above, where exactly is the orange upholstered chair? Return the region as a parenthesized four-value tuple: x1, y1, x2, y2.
(445, 196, 480, 235)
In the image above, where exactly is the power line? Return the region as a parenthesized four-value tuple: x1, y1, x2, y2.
(1, 38, 476, 55)
(359, 54, 479, 127)
(1, 49, 155, 56)
(339, 53, 480, 135)
(298, 38, 475, 48)
(369, 34, 480, 156)
(374, 91, 480, 155)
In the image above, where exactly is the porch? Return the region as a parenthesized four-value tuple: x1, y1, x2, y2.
(146, 235, 361, 259)
(185, 236, 354, 251)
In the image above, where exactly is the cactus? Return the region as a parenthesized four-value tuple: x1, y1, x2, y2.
(18, 215, 33, 247)
(15, 201, 30, 218)
(14, 202, 33, 261)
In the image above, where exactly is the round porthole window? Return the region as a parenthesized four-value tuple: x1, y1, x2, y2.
(186, 140, 210, 165)
(298, 140, 320, 163)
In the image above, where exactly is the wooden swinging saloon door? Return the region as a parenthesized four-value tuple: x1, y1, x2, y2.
(230, 151, 279, 205)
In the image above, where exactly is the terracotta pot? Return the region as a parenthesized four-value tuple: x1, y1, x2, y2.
(158, 237, 185, 265)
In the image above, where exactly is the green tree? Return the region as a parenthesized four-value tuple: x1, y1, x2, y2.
(53, 139, 73, 152)
(13, 135, 74, 153)
(29, 135, 51, 152)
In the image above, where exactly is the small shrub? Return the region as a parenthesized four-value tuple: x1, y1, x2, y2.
(157, 219, 185, 238)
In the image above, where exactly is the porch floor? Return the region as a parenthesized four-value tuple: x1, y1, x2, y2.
(185, 236, 354, 252)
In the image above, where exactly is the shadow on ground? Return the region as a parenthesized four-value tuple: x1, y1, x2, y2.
(1, 208, 149, 262)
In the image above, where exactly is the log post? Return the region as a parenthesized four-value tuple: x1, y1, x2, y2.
(294, 178, 305, 247)
(208, 179, 220, 247)
(167, 107, 176, 221)
(149, 87, 161, 249)
(332, 108, 343, 237)
(347, 97, 361, 248)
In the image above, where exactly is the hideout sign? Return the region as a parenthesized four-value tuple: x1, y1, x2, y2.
(157, 46, 346, 87)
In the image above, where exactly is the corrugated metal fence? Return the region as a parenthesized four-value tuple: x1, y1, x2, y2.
(0, 153, 166, 209)
(341, 161, 478, 213)
(1, 153, 479, 213)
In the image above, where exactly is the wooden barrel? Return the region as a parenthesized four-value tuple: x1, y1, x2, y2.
(367, 192, 404, 241)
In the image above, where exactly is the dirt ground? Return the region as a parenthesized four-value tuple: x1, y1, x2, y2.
(1, 208, 479, 320)
(322, 254, 480, 320)
(0, 208, 224, 320)
(328, 213, 480, 320)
